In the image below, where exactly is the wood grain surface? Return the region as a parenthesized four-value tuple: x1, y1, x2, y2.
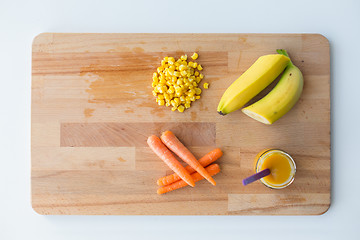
(31, 33, 330, 215)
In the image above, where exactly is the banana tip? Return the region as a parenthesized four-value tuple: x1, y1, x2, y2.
(218, 111, 226, 116)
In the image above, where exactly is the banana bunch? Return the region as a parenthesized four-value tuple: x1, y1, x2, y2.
(217, 49, 303, 124)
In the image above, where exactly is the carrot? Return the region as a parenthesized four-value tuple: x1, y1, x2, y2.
(147, 135, 195, 187)
(160, 131, 217, 186)
(157, 148, 223, 186)
(157, 164, 220, 194)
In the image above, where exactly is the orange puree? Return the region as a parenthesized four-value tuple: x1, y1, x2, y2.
(255, 149, 296, 189)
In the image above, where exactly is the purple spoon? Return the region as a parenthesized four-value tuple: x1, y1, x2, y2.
(242, 169, 271, 186)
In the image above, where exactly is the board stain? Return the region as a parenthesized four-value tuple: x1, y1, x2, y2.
(117, 157, 127, 162)
(133, 47, 144, 53)
(84, 108, 95, 117)
(81, 65, 134, 105)
(191, 111, 197, 121)
(150, 107, 166, 117)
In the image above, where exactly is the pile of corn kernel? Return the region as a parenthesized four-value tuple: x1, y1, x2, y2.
(152, 52, 209, 112)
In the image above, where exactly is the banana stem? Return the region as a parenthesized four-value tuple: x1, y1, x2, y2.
(276, 49, 293, 65)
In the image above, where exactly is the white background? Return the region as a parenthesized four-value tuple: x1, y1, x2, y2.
(1, 0, 359, 239)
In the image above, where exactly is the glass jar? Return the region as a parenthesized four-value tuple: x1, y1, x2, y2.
(254, 149, 296, 189)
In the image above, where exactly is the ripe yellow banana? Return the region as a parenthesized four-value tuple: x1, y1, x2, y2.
(242, 49, 303, 124)
(217, 54, 290, 115)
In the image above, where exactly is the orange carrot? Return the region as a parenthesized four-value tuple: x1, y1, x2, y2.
(157, 148, 223, 186)
(147, 135, 195, 187)
(157, 164, 220, 194)
(160, 131, 217, 186)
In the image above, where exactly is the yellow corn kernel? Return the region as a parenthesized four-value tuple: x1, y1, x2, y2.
(195, 88, 202, 95)
(174, 71, 180, 77)
(174, 98, 180, 105)
(158, 94, 164, 100)
(180, 96, 186, 102)
(157, 66, 164, 73)
(164, 93, 170, 100)
(189, 68, 194, 74)
(188, 61, 193, 68)
(188, 92, 195, 98)
(203, 82, 209, 89)
(197, 64, 203, 71)
(185, 102, 191, 109)
(190, 96, 196, 101)
(176, 79, 183, 85)
(177, 105, 185, 112)
(182, 61, 187, 65)
(158, 99, 165, 105)
(199, 73, 204, 79)
(175, 62, 180, 67)
(164, 57, 169, 62)
(153, 72, 158, 77)
(192, 82, 198, 87)
(192, 62, 198, 68)
(169, 93, 174, 99)
(188, 77, 194, 82)
(194, 71, 199, 76)
(171, 106, 177, 111)
(175, 92, 181, 98)
(151, 82, 157, 88)
(161, 60, 166, 66)
(181, 70, 187, 76)
(171, 100, 178, 107)
(179, 65, 187, 71)
(196, 96, 201, 100)
(152, 91, 157, 96)
(195, 77, 201, 83)
(166, 102, 171, 107)
(168, 57, 175, 63)
(169, 65, 175, 72)
(191, 52, 198, 60)
(166, 86, 175, 95)
(181, 55, 187, 61)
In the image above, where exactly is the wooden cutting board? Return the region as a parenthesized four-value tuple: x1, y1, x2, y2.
(31, 33, 330, 215)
